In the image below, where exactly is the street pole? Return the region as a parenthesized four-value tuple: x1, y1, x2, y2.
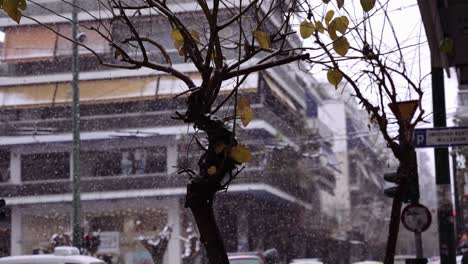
(71, 0, 82, 249)
(452, 149, 463, 241)
(415, 232, 423, 258)
(384, 189, 403, 264)
(432, 67, 456, 264)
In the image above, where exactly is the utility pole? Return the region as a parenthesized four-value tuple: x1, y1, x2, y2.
(71, 0, 82, 249)
(452, 149, 463, 240)
(432, 67, 456, 264)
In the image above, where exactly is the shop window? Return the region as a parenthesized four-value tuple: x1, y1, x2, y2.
(0, 151, 9, 183)
(81, 147, 166, 177)
(21, 152, 70, 181)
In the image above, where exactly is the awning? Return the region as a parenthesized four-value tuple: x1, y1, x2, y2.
(2, 25, 57, 62)
(0, 72, 258, 109)
(1, 22, 110, 62)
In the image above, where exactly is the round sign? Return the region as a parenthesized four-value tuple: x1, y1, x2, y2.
(401, 203, 432, 233)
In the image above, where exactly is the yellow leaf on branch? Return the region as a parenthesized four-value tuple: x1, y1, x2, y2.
(316, 21, 324, 33)
(171, 29, 184, 42)
(254, 31, 272, 49)
(328, 20, 338, 40)
(315, 21, 325, 33)
(300, 21, 315, 39)
(207, 166, 217, 175)
(360, 0, 376, 12)
(1, 0, 26, 23)
(333, 36, 350, 56)
(327, 69, 343, 88)
(190, 30, 200, 43)
(335, 16, 349, 34)
(18, 0, 26, 10)
(173, 40, 185, 56)
(229, 144, 252, 163)
(337, 0, 344, 9)
(325, 10, 334, 27)
(238, 97, 254, 127)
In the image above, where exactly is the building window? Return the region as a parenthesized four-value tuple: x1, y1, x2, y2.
(21, 152, 70, 181)
(0, 150, 9, 183)
(81, 147, 166, 177)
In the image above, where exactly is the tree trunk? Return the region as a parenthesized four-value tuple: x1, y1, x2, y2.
(186, 182, 229, 264)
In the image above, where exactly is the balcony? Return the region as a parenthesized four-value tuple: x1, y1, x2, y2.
(457, 89, 468, 121)
(0, 163, 316, 207)
(307, 118, 334, 139)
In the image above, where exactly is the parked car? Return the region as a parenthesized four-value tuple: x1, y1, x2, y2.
(229, 253, 266, 264)
(290, 258, 324, 264)
(427, 255, 463, 264)
(228, 249, 279, 264)
(352, 261, 383, 264)
(394, 255, 416, 264)
(0, 247, 105, 264)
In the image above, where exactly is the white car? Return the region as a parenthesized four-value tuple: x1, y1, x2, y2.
(0, 247, 105, 264)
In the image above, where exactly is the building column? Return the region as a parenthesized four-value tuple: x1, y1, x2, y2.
(166, 199, 181, 264)
(9, 152, 21, 184)
(166, 144, 178, 175)
(10, 206, 22, 256)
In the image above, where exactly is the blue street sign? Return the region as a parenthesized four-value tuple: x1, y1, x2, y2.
(413, 127, 468, 148)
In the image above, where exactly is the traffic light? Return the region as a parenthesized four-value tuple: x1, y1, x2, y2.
(384, 172, 400, 198)
(383, 167, 420, 203)
(0, 199, 6, 220)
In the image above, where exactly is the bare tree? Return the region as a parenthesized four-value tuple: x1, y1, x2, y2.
(0, 0, 429, 263)
(295, 2, 428, 263)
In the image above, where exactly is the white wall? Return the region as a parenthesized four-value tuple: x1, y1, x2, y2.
(318, 99, 351, 231)
(10, 206, 22, 255)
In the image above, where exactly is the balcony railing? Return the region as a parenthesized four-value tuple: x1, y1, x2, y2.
(0, 164, 317, 204)
(307, 118, 334, 140)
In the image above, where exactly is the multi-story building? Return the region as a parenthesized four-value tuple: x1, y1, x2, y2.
(0, 1, 343, 263)
(315, 85, 396, 262)
(0, 1, 397, 263)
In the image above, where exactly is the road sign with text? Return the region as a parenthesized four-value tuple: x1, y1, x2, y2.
(413, 127, 468, 148)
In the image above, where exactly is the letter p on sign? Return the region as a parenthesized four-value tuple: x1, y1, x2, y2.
(414, 130, 426, 147)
